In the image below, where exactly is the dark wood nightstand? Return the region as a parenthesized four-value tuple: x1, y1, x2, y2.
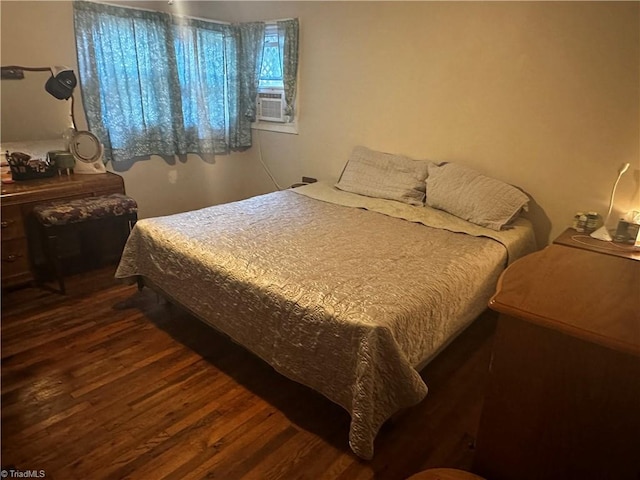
(553, 227, 640, 260)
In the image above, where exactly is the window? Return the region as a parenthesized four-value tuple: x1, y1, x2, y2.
(259, 24, 284, 90)
(254, 21, 299, 133)
(74, 1, 299, 164)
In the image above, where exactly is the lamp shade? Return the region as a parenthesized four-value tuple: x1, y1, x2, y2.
(45, 68, 77, 100)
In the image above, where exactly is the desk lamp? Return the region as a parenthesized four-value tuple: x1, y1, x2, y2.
(0, 65, 77, 130)
(590, 162, 631, 241)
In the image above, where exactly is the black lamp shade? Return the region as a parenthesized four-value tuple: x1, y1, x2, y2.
(45, 69, 77, 100)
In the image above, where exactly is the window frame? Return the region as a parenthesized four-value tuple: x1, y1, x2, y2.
(253, 21, 299, 135)
(258, 23, 284, 90)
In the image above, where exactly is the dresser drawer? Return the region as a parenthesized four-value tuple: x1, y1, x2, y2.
(1, 172, 126, 289)
(1, 238, 30, 280)
(1, 205, 26, 240)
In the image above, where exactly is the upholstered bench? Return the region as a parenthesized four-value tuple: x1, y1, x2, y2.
(32, 193, 137, 293)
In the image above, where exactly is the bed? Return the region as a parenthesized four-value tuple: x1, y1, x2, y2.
(115, 147, 536, 459)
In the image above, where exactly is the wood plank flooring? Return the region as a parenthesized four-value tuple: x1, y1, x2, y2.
(1, 266, 497, 480)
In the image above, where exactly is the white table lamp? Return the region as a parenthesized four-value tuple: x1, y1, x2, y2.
(590, 162, 630, 241)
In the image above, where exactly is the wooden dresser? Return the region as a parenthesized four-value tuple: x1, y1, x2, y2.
(473, 244, 640, 480)
(1, 172, 125, 288)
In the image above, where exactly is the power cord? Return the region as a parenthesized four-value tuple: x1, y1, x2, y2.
(570, 234, 639, 251)
(254, 129, 282, 191)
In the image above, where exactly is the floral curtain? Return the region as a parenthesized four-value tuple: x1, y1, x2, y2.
(278, 19, 299, 120)
(236, 22, 265, 147)
(73, 1, 185, 164)
(172, 17, 240, 154)
(73, 2, 282, 165)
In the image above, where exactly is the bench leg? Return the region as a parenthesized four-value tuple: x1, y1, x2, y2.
(43, 229, 66, 295)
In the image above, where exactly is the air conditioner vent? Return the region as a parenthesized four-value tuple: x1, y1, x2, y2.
(257, 90, 285, 123)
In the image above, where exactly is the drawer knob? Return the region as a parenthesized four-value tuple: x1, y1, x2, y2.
(3, 253, 22, 262)
(1, 220, 13, 228)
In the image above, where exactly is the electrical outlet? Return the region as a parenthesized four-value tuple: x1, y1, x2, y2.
(302, 176, 317, 184)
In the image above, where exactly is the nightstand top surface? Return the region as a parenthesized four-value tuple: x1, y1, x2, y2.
(554, 227, 640, 261)
(491, 245, 640, 357)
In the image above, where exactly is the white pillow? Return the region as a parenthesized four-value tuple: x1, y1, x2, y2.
(335, 146, 430, 206)
(426, 162, 529, 230)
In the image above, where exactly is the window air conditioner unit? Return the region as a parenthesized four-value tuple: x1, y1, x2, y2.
(257, 90, 285, 123)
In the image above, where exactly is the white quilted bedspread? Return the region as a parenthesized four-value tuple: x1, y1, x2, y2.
(115, 184, 536, 459)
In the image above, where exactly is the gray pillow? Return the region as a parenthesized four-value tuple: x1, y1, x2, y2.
(426, 162, 529, 230)
(335, 146, 430, 206)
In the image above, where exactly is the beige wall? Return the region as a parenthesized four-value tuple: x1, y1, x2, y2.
(2, 1, 638, 246)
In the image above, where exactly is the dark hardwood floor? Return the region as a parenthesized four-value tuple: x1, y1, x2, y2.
(1, 266, 497, 480)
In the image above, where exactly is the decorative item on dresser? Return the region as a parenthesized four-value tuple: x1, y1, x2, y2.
(1, 172, 126, 289)
(473, 244, 640, 480)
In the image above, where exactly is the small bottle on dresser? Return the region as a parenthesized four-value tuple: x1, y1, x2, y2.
(573, 212, 588, 232)
(585, 212, 600, 233)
